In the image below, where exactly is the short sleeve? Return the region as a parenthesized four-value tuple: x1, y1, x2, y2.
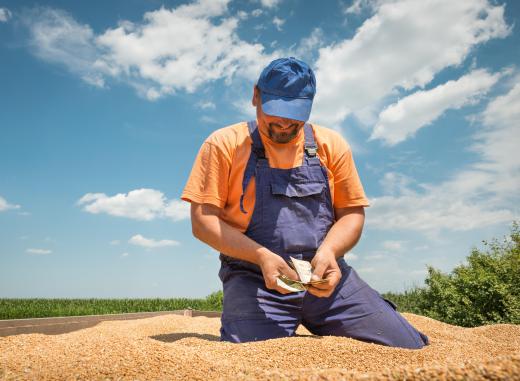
(330, 137, 371, 208)
(181, 141, 231, 208)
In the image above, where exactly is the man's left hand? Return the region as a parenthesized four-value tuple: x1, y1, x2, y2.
(307, 250, 342, 297)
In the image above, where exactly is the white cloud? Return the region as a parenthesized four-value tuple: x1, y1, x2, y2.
(26, 248, 52, 255)
(120, 252, 129, 257)
(368, 188, 515, 234)
(381, 240, 406, 251)
(0, 7, 12, 22)
(260, 0, 281, 8)
(236, 10, 248, 20)
(312, 0, 511, 128)
(346, 252, 358, 261)
(110, 240, 120, 245)
(197, 101, 216, 110)
(371, 69, 502, 145)
(164, 199, 191, 222)
(466, 78, 520, 206)
(22, 7, 106, 88)
(200, 115, 219, 124)
(365, 253, 385, 260)
(0, 196, 20, 211)
(378, 172, 415, 197)
(367, 80, 520, 234)
(475, 79, 520, 177)
(357, 267, 376, 273)
(343, 0, 378, 15)
(129, 234, 180, 249)
(233, 97, 257, 119)
(23, 1, 278, 100)
(291, 28, 324, 61)
(272, 16, 285, 31)
(251, 9, 263, 17)
(77, 188, 189, 222)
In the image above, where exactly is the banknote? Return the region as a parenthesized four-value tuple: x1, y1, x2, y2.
(276, 256, 328, 292)
(290, 256, 313, 283)
(276, 275, 307, 292)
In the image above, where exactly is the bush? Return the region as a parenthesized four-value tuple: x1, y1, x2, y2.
(416, 221, 520, 327)
(204, 290, 223, 311)
(381, 286, 425, 315)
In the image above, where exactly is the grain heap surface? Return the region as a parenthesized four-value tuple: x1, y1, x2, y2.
(1, 313, 519, 380)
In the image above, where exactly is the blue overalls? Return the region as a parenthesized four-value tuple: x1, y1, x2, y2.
(218, 120, 430, 349)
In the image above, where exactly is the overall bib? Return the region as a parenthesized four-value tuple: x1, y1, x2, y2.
(218, 121, 430, 349)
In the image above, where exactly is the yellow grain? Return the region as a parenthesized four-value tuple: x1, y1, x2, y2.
(0, 313, 519, 380)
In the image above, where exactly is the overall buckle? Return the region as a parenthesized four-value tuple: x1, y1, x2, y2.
(305, 145, 317, 157)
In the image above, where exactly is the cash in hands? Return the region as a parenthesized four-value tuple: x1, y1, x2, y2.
(276, 256, 328, 292)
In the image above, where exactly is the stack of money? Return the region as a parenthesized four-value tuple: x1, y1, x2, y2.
(276, 256, 328, 292)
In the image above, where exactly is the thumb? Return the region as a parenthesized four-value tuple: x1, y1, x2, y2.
(312, 261, 327, 281)
(282, 263, 299, 281)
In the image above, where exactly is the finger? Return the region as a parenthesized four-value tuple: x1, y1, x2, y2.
(308, 279, 331, 290)
(266, 280, 291, 294)
(311, 261, 328, 281)
(281, 264, 299, 280)
(328, 270, 342, 288)
(264, 276, 278, 290)
(320, 268, 342, 288)
(306, 286, 332, 298)
(266, 276, 294, 295)
(274, 285, 293, 295)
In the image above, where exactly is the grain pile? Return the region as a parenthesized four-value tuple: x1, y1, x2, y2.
(1, 313, 519, 380)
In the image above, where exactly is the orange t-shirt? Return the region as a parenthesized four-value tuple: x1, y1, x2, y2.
(181, 121, 371, 233)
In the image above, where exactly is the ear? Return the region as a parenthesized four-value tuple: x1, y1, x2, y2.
(252, 85, 259, 107)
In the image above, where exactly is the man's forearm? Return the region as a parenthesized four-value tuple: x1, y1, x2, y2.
(192, 210, 272, 266)
(317, 208, 365, 259)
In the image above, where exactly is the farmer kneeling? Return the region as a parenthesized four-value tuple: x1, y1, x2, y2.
(181, 57, 429, 349)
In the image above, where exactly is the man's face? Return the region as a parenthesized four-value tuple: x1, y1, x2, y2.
(253, 86, 305, 144)
(262, 114, 305, 144)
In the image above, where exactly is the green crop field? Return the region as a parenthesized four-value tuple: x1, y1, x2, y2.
(0, 291, 223, 320)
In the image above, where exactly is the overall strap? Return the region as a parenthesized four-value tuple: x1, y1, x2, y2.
(240, 120, 267, 213)
(303, 123, 320, 166)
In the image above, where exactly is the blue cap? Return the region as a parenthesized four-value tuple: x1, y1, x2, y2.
(257, 57, 316, 122)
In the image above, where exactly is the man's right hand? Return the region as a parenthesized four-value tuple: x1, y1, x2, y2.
(191, 202, 299, 294)
(257, 251, 300, 294)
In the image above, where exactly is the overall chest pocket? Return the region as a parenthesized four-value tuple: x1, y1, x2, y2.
(269, 182, 326, 218)
(262, 181, 327, 253)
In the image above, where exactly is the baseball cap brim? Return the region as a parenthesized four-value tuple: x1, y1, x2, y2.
(260, 91, 312, 122)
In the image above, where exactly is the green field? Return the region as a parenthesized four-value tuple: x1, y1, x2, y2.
(0, 290, 414, 320)
(0, 291, 223, 320)
(0, 291, 412, 320)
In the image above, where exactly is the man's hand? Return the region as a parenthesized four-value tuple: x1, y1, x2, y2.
(307, 250, 342, 297)
(258, 252, 300, 294)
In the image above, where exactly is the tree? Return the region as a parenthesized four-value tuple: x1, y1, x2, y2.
(417, 221, 520, 327)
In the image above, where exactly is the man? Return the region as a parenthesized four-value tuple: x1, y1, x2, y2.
(181, 57, 429, 348)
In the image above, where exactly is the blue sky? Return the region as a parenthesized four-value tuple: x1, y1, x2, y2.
(1, 0, 519, 298)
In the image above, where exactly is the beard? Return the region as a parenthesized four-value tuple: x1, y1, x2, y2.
(267, 123, 300, 143)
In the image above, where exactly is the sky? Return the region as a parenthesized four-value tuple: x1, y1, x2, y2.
(0, 0, 519, 298)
